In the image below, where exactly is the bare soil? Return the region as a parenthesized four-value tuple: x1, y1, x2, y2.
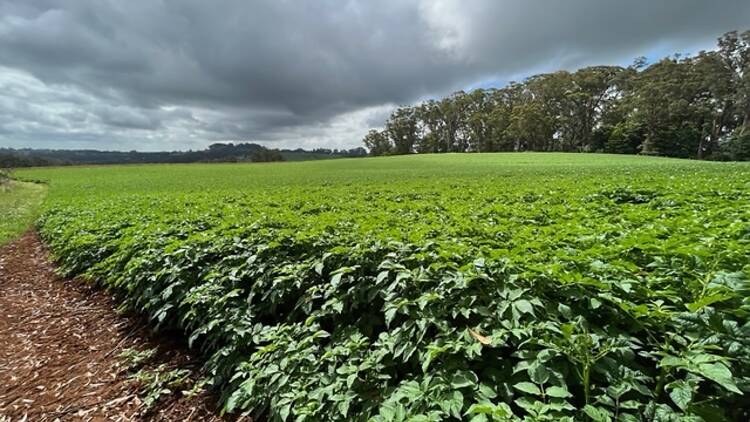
(0, 232, 230, 421)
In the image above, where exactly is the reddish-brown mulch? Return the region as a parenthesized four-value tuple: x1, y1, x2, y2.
(0, 232, 230, 421)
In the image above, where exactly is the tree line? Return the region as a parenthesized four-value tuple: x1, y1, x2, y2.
(364, 30, 750, 161)
(0, 143, 368, 167)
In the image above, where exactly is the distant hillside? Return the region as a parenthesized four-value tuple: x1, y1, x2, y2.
(0, 143, 367, 167)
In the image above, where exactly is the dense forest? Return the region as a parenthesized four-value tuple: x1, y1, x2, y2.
(0, 144, 367, 168)
(364, 30, 750, 161)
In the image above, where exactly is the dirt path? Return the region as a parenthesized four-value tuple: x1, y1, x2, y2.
(0, 232, 227, 421)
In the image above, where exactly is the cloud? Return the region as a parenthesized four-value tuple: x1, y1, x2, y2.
(0, 0, 748, 150)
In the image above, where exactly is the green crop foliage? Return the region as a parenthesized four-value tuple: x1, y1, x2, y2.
(16, 153, 750, 421)
(0, 180, 46, 245)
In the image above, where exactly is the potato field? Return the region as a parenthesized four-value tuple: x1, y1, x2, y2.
(16, 153, 750, 421)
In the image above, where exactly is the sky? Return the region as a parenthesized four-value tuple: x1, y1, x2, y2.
(0, 1, 748, 152)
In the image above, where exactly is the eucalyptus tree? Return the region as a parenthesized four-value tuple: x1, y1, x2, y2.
(385, 107, 419, 155)
(560, 66, 626, 151)
(363, 129, 393, 156)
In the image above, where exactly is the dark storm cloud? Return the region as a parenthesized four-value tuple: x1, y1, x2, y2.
(0, 0, 748, 150)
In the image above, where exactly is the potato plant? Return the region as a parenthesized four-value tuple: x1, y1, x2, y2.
(18, 154, 750, 421)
